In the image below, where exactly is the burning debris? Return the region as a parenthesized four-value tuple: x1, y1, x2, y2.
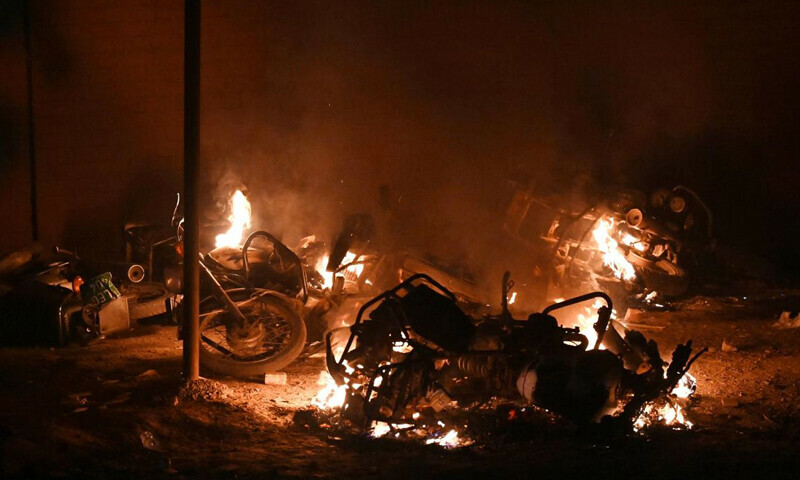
(504, 183, 714, 304)
(1, 184, 710, 448)
(310, 272, 705, 443)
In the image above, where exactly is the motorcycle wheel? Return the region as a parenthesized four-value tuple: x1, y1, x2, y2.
(198, 289, 306, 377)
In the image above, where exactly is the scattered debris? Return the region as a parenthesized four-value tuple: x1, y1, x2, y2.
(775, 311, 800, 329)
(264, 373, 288, 385)
(178, 378, 233, 403)
(722, 339, 738, 352)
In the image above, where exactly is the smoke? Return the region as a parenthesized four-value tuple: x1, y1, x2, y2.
(7, 0, 796, 278)
(193, 0, 723, 294)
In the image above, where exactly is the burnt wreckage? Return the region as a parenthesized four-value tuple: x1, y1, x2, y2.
(505, 184, 714, 300)
(325, 273, 705, 434)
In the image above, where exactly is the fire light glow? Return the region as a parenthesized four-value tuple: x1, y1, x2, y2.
(592, 217, 637, 282)
(621, 232, 647, 252)
(633, 401, 693, 432)
(315, 251, 364, 289)
(370, 421, 392, 438)
(571, 298, 611, 349)
(671, 372, 697, 399)
(548, 294, 699, 432)
(214, 189, 252, 248)
(312, 371, 348, 410)
(424, 429, 461, 448)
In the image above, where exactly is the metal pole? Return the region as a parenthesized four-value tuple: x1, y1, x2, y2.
(23, 0, 38, 241)
(182, 0, 201, 381)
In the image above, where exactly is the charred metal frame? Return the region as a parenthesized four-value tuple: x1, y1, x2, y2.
(325, 275, 636, 429)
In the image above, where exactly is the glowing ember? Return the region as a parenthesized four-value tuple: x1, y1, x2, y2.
(592, 217, 636, 282)
(633, 372, 698, 431)
(425, 429, 461, 448)
(633, 401, 693, 432)
(214, 189, 252, 248)
(671, 372, 697, 399)
(392, 341, 414, 354)
(508, 291, 517, 305)
(314, 251, 364, 289)
(621, 232, 647, 252)
(312, 371, 347, 410)
(370, 421, 392, 438)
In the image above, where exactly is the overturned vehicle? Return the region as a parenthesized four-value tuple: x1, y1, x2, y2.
(323, 274, 704, 435)
(504, 183, 714, 303)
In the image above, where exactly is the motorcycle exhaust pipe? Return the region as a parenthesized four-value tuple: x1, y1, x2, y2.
(125, 264, 146, 283)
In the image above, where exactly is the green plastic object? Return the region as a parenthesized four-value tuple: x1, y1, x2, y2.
(80, 272, 121, 308)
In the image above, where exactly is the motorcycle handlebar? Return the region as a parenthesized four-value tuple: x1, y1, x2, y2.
(242, 230, 308, 304)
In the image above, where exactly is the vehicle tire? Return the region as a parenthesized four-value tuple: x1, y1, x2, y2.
(198, 290, 306, 377)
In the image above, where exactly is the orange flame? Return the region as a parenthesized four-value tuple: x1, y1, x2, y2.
(592, 217, 636, 282)
(424, 429, 461, 447)
(215, 190, 252, 248)
(633, 401, 693, 432)
(314, 251, 364, 289)
(312, 371, 348, 410)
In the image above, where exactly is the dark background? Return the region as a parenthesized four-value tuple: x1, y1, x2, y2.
(1, 0, 798, 278)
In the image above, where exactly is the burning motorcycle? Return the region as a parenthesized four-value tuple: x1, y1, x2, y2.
(127, 192, 327, 377)
(504, 183, 714, 304)
(323, 272, 705, 434)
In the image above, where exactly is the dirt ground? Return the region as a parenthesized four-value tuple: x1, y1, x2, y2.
(2, 290, 800, 479)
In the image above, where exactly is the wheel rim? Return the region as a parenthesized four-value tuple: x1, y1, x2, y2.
(200, 294, 296, 362)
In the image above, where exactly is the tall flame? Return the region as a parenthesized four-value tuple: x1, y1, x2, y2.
(215, 189, 252, 248)
(591, 218, 636, 282)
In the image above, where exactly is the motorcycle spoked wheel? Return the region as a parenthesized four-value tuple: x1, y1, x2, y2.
(198, 289, 306, 377)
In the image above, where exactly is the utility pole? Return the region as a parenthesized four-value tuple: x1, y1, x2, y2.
(23, 0, 38, 241)
(182, 0, 201, 381)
